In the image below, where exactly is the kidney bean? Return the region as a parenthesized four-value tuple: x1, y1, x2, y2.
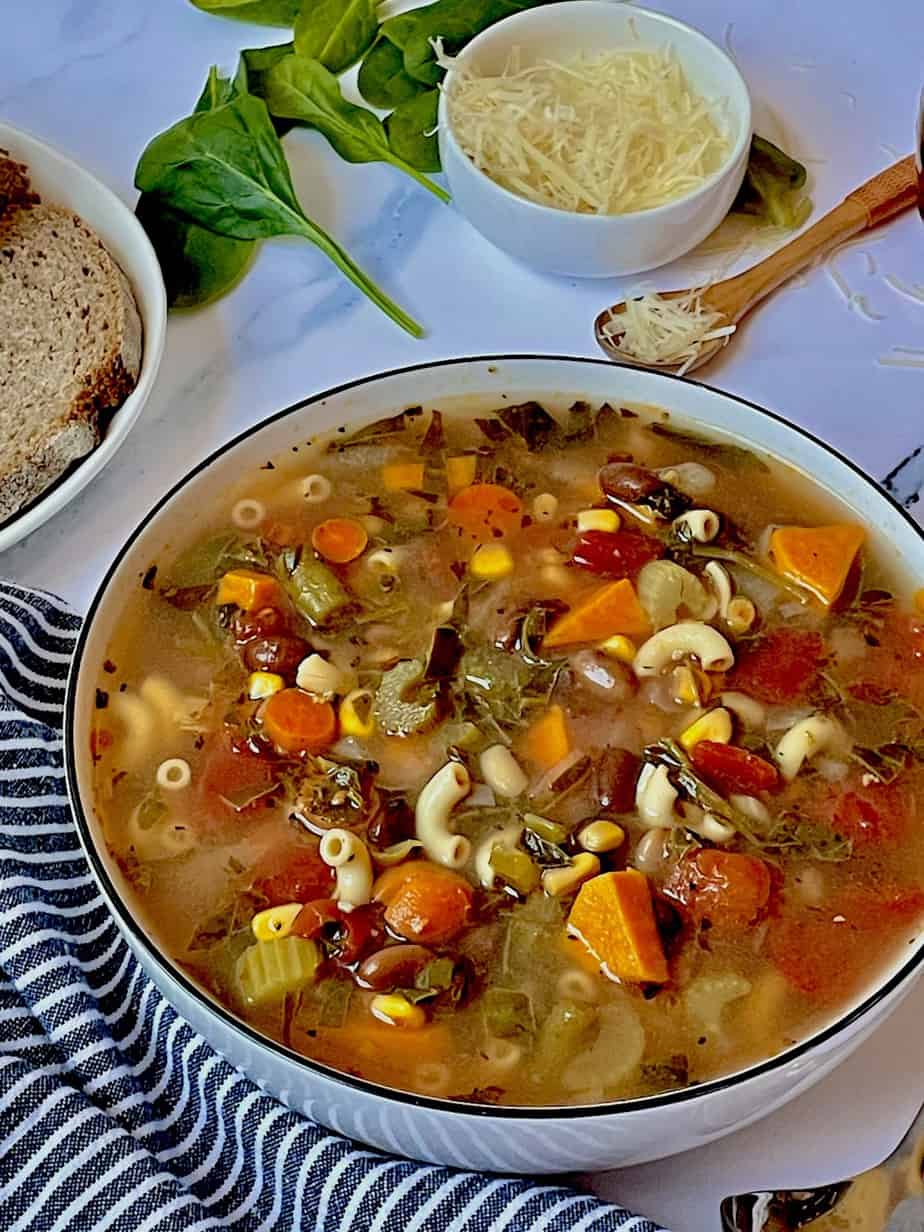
(598, 463, 664, 505)
(367, 794, 416, 848)
(232, 605, 290, 644)
(293, 899, 384, 964)
(242, 635, 310, 679)
(356, 943, 435, 990)
(593, 747, 641, 814)
(570, 530, 663, 578)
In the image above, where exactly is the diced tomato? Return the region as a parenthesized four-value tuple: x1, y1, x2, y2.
(769, 918, 860, 1001)
(847, 680, 894, 706)
(862, 608, 924, 709)
(196, 738, 277, 827)
(570, 530, 663, 579)
(252, 848, 334, 907)
(728, 630, 826, 704)
(770, 882, 924, 1001)
(691, 741, 779, 795)
(832, 779, 909, 848)
(664, 850, 772, 931)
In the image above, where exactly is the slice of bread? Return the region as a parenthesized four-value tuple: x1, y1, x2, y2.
(0, 197, 143, 523)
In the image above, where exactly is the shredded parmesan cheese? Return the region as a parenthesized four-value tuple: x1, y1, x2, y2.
(600, 290, 735, 374)
(445, 46, 731, 215)
(884, 274, 924, 304)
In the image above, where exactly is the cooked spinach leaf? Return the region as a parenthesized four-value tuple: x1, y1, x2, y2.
(384, 89, 441, 173)
(135, 88, 422, 335)
(189, 0, 301, 26)
(648, 422, 770, 472)
(521, 827, 571, 868)
(497, 401, 559, 452)
(264, 54, 449, 202)
(294, 0, 378, 73)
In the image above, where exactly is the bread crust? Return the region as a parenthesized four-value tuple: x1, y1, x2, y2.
(0, 186, 143, 523)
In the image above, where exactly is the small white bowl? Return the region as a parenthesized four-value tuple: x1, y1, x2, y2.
(438, 2, 752, 278)
(0, 122, 166, 553)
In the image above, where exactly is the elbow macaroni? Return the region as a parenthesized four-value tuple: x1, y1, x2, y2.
(319, 829, 374, 909)
(634, 621, 734, 677)
(635, 763, 678, 829)
(774, 713, 846, 781)
(672, 509, 720, 543)
(415, 761, 472, 868)
(704, 561, 733, 619)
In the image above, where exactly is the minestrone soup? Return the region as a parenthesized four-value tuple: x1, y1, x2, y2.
(90, 399, 924, 1107)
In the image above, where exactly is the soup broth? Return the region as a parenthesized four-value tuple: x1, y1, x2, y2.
(91, 399, 924, 1107)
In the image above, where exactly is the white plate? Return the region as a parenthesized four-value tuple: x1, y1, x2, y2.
(0, 121, 166, 553)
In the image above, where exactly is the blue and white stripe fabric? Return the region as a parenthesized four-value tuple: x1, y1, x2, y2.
(0, 581, 665, 1232)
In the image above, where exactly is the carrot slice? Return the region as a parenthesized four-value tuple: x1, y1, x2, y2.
(543, 578, 649, 648)
(373, 861, 473, 945)
(524, 705, 570, 770)
(769, 524, 865, 605)
(311, 517, 369, 564)
(216, 569, 280, 611)
(567, 870, 668, 984)
(448, 483, 522, 543)
(262, 688, 337, 754)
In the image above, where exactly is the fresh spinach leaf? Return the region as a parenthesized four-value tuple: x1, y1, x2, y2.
(236, 42, 294, 98)
(264, 53, 449, 202)
(294, 0, 378, 74)
(135, 88, 422, 335)
(136, 67, 257, 309)
(358, 39, 428, 109)
(385, 89, 441, 173)
(382, 0, 552, 86)
(135, 194, 255, 308)
(189, 0, 301, 25)
(733, 135, 811, 230)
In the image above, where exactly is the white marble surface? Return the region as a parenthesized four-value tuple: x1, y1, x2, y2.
(3, 0, 924, 1226)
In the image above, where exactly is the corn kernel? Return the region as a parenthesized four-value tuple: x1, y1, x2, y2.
(339, 687, 376, 738)
(726, 596, 757, 635)
(470, 543, 514, 579)
(915, 587, 924, 615)
(247, 671, 285, 701)
(679, 706, 733, 752)
(542, 853, 600, 898)
(446, 455, 477, 494)
(252, 902, 303, 942)
(577, 508, 621, 533)
(671, 664, 701, 706)
(599, 634, 636, 664)
(578, 820, 625, 853)
(370, 992, 427, 1028)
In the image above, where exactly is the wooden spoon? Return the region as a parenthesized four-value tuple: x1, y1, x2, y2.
(594, 155, 919, 374)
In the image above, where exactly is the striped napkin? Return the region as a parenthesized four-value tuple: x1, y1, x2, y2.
(0, 580, 664, 1232)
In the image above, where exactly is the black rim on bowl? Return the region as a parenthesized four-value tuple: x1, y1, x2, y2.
(65, 355, 924, 1121)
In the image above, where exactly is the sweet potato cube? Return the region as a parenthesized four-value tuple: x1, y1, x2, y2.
(769, 524, 865, 605)
(216, 568, 280, 611)
(567, 870, 668, 984)
(525, 705, 570, 770)
(543, 579, 649, 648)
